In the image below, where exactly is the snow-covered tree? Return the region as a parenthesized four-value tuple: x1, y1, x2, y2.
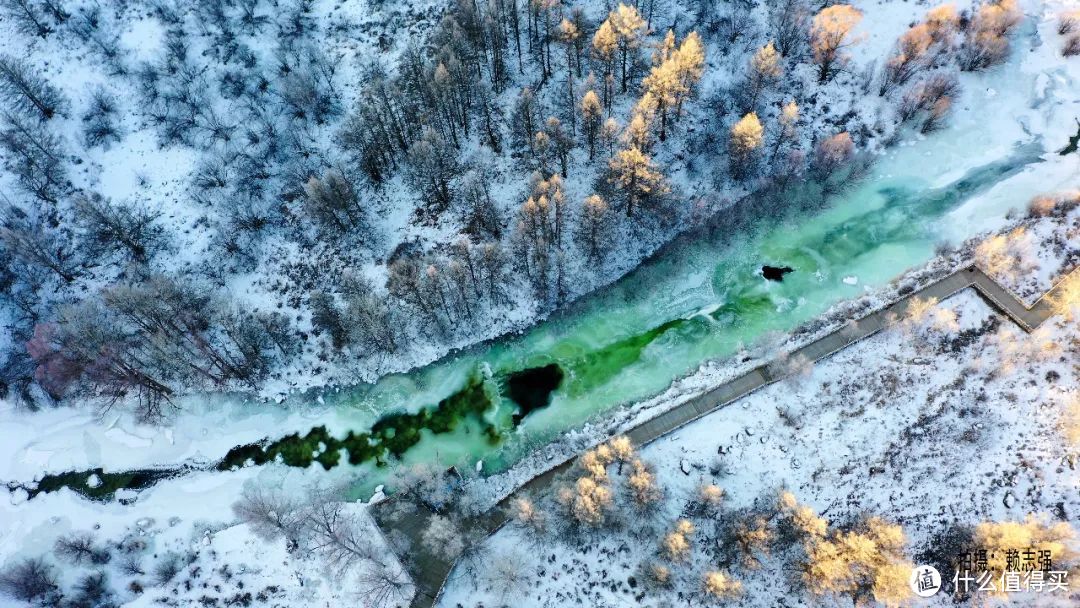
(608, 145, 666, 217)
(747, 41, 782, 109)
(607, 3, 647, 93)
(728, 112, 763, 179)
(580, 88, 603, 159)
(809, 5, 864, 83)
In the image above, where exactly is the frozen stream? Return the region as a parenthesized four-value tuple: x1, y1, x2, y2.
(11, 26, 1080, 501)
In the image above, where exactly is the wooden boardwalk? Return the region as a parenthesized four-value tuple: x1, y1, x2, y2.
(374, 264, 1075, 608)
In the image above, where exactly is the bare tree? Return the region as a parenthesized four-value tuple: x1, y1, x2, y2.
(0, 206, 79, 282)
(405, 127, 461, 214)
(342, 276, 399, 355)
(0, 557, 59, 604)
(0, 111, 68, 204)
(71, 571, 112, 607)
(771, 0, 810, 58)
(302, 169, 365, 234)
(301, 491, 381, 577)
(0, 55, 66, 120)
(355, 560, 413, 608)
(153, 552, 182, 586)
(54, 532, 110, 565)
(483, 550, 530, 602)
(73, 194, 165, 263)
(81, 87, 122, 148)
(232, 482, 306, 547)
(1, 0, 53, 38)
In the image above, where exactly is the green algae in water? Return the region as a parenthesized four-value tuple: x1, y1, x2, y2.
(217, 372, 502, 471)
(17, 467, 183, 502)
(561, 318, 685, 396)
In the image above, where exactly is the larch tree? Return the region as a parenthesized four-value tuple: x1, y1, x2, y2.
(591, 19, 618, 107)
(641, 30, 704, 141)
(509, 497, 547, 537)
(640, 53, 680, 141)
(580, 88, 603, 159)
(653, 29, 676, 67)
(734, 515, 774, 568)
(302, 169, 363, 233)
(543, 116, 573, 177)
(661, 519, 695, 562)
(972, 517, 1076, 599)
(577, 193, 610, 260)
(771, 99, 800, 163)
(557, 475, 614, 528)
(557, 18, 581, 134)
(626, 458, 662, 512)
(694, 483, 725, 517)
(0, 54, 67, 120)
(512, 87, 542, 152)
(810, 4, 864, 83)
(622, 97, 655, 152)
(1, 0, 55, 38)
(748, 41, 782, 109)
(600, 116, 620, 157)
(728, 112, 764, 179)
(799, 513, 915, 608)
(608, 3, 648, 93)
(702, 570, 742, 600)
(608, 145, 666, 217)
(405, 127, 460, 213)
(673, 32, 705, 116)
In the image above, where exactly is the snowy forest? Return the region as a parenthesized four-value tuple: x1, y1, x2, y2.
(0, 0, 1037, 419)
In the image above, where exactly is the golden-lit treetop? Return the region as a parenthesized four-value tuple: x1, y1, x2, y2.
(810, 4, 864, 79)
(730, 112, 764, 154)
(972, 0, 1022, 36)
(925, 3, 960, 38)
(800, 514, 914, 606)
(609, 147, 664, 192)
(780, 99, 799, 137)
(581, 89, 602, 118)
(675, 32, 706, 87)
(609, 3, 647, 48)
(607, 435, 635, 461)
(702, 570, 742, 599)
(974, 516, 1076, 597)
(557, 18, 580, 44)
(751, 41, 783, 81)
(583, 193, 608, 214)
(896, 24, 933, 64)
(591, 19, 617, 62)
(653, 29, 676, 65)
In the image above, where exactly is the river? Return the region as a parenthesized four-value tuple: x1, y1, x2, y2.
(17, 29, 1078, 502)
(294, 37, 1074, 497)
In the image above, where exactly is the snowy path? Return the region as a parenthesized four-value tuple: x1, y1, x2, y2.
(374, 264, 1079, 608)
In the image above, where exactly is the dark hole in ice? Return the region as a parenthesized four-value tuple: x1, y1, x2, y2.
(762, 265, 794, 281)
(506, 363, 564, 424)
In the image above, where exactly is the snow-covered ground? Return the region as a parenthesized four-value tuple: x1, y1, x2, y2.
(0, 463, 410, 608)
(439, 286, 1080, 607)
(976, 199, 1079, 304)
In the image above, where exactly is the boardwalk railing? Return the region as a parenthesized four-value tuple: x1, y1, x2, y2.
(374, 264, 1076, 608)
